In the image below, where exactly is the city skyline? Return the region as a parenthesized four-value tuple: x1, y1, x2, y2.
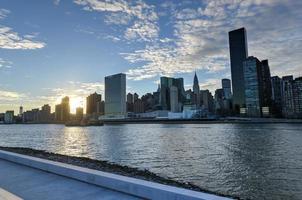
(1, 0, 302, 113)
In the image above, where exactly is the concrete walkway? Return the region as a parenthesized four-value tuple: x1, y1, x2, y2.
(0, 159, 142, 200)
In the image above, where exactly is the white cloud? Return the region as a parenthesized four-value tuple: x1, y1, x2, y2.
(0, 26, 46, 49)
(73, 0, 159, 41)
(0, 8, 10, 19)
(123, 0, 302, 82)
(0, 58, 13, 69)
(54, 0, 60, 6)
(0, 89, 25, 101)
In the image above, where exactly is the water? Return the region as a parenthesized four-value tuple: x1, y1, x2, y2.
(0, 123, 302, 199)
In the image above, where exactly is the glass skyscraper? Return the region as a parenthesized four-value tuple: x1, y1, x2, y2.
(243, 56, 262, 117)
(229, 27, 248, 112)
(104, 73, 126, 117)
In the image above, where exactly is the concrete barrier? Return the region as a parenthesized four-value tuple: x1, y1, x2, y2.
(0, 188, 23, 200)
(0, 150, 232, 200)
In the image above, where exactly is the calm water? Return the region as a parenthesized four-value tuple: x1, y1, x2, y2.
(0, 123, 302, 199)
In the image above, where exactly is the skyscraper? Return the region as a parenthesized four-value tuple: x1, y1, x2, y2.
(104, 73, 126, 117)
(229, 27, 248, 112)
(193, 72, 201, 107)
(61, 96, 70, 122)
(86, 92, 102, 115)
(170, 86, 179, 112)
(293, 77, 302, 118)
(159, 76, 185, 111)
(55, 104, 62, 121)
(221, 79, 232, 99)
(40, 104, 51, 122)
(243, 57, 263, 117)
(260, 60, 272, 109)
(271, 76, 283, 117)
(200, 90, 214, 113)
(282, 76, 294, 118)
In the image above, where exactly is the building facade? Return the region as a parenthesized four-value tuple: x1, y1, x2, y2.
(104, 73, 126, 117)
(159, 76, 185, 111)
(86, 92, 102, 115)
(229, 27, 248, 112)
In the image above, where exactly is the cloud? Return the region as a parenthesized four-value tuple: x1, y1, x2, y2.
(122, 0, 302, 81)
(0, 8, 10, 19)
(0, 58, 13, 69)
(0, 89, 25, 101)
(0, 26, 46, 49)
(53, 0, 60, 6)
(0, 9, 45, 49)
(73, 0, 159, 41)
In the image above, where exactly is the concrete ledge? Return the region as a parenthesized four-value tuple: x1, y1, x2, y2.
(0, 150, 232, 200)
(0, 188, 23, 200)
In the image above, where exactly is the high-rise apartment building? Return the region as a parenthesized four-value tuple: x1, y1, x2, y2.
(86, 92, 102, 115)
(61, 96, 70, 122)
(104, 73, 126, 117)
(229, 27, 248, 112)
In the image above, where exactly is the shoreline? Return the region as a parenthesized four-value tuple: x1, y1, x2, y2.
(1, 118, 302, 125)
(0, 146, 239, 199)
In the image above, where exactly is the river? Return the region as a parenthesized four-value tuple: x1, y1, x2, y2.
(0, 123, 302, 199)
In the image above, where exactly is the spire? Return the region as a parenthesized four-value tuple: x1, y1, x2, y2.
(193, 72, 200, 93)
(194, 71, 199, 85)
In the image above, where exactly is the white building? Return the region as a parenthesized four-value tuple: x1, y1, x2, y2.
(104, 73, 126, 118)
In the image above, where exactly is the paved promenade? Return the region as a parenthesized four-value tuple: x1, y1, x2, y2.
(0, 159, 142, 200)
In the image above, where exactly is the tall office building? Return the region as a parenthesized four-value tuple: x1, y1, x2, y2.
(159, 76, 185, 111)
(293, 77, 302, 118)
(243, 57, 263, 117)
(243, 57, 272, 117)
(221, 79, 232, 99)
(271, 76, 283, 117)
(104, 73, 126, 117)
(229, 27, 248, 112)
(55, 104, 62, 121)
(260, 60, 272, 109)
(170, 86, 179, 112)
(40, 104, 51, 122)
(193, 72, 201, 107)
(127, 93, 134, 104)
(200, 90, 214, 113)
(126, 93, 134, 112)
(86, 92, 102, 115)
(61, 96, 70, 122)
(282, 76, 294, 118)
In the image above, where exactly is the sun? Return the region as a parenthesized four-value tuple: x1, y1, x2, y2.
(69, 97, 84, 114)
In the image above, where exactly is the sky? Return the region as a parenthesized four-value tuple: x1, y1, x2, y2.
(0, 0, 301, 113)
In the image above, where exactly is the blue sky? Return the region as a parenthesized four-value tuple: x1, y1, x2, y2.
(0, 0, 301, 113)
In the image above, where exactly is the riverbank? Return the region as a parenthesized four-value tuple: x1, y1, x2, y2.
(0, 146, 238, 199)
(1, 117, 301, 125)
(102, 118, 302, 124)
